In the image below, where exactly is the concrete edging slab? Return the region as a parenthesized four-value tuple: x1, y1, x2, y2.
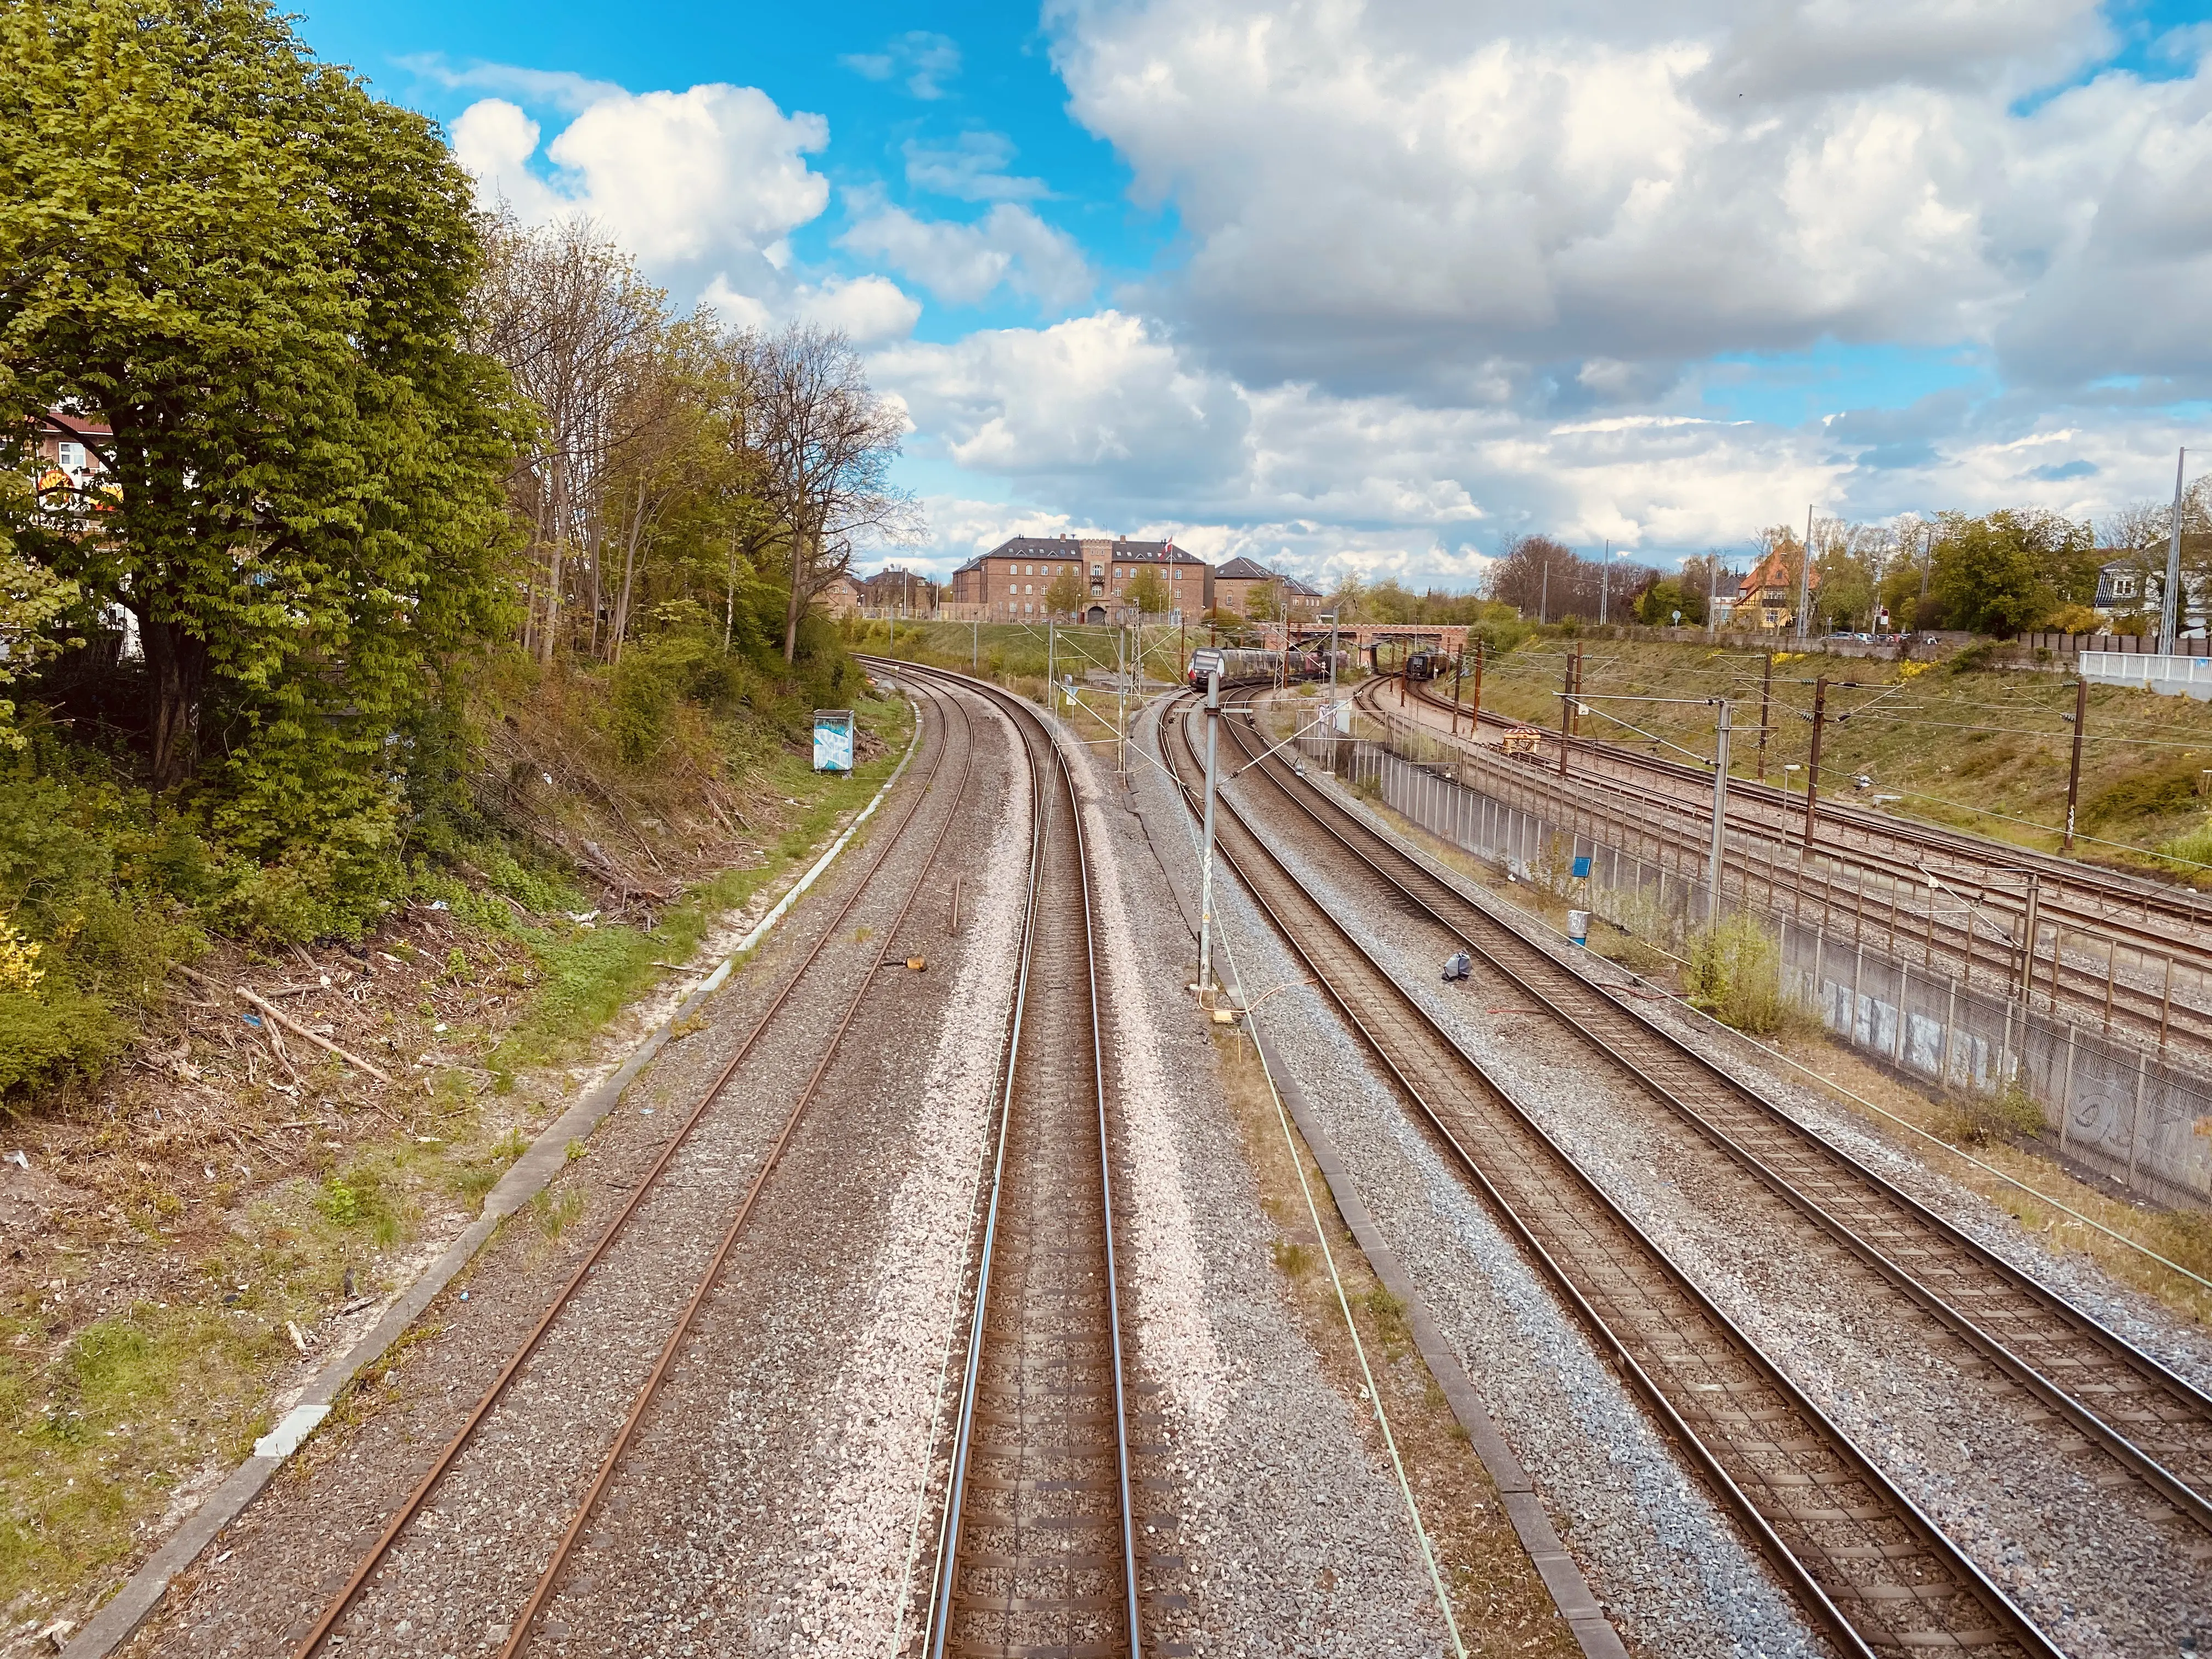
(63, 701, 924, 1659)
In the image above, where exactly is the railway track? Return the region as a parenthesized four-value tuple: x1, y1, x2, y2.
(1231, 690, 2212, 1532)
(874, 660, 1156, 1659)
(1160, 684, 2059, 1659)
(287, 675, 983, 1658)
(1394, 668, 2212, 934)
(1377, 676, 2212, 1055)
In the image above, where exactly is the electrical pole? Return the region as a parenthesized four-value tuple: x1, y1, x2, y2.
(1047, 619, 1055, 715)
(2063, 675, 2088, 853)
(1795, 504, 1815, 645)
(1539, 562, 1548, 625)
(1469, 637, 1484, 733)
(1557, 648, 1576, 778)
(1707, 700, 1731, 923)
(973, 613, 979, 672)
(1755, 651, 1773, 781)
(1802, 674, 1827, 845)
(1599, 539, 1610, 626)
(1450, 650, 1463, 736)
(2163, 447, 2188, 655)
(1198, 669, 1222, 998)
(1706, 560, 1719, 640)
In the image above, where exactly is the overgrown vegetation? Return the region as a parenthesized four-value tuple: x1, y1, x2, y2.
(1684, 912, 1802, 1035)
(0, 0, 912, 1108)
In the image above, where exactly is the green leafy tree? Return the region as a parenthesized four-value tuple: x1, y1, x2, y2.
(1929, 509, 2089, 636)
(1043, 565, 1087, 618)
(0, 0, 514, 923)
(1124, 568, 1170, 617)
(1635, 578, 1705, 626)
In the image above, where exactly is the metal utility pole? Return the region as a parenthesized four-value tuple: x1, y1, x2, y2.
(1706, 561, 1719, 640)
(1449, 651, 1464, 736)
(1556, 648, 1577, 777)
(1198, 670, 1223, 997)
(1599, 539, 1610, 626)
(1755, 651, 1773, 781)
(972, 613, 979, 672)
(2019, 873, 2043, 1007)
(1327, 612, 1339, 696)
(1795, 504, 1815, 644)
(1047, 620, 1056, 714)
(2063, 675, 2088, 853)
(1469, 637, 1484, 732)
(1802, 674, 1828, 845)
(1707, 701, 1732, 921)
(1539, 562, 1549, 625)
(2163, 447, 2188, 655)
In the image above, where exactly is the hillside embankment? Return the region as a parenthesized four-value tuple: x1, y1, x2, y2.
(0, 647, 907, 1643)
(1462, 632, 2212, 880)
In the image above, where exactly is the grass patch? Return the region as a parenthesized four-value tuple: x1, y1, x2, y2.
(485, 692, 911, 1080)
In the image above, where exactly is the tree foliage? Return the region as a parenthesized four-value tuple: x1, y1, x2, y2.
(1926, 509, 2092, 635)
(0, 0, 515, 926)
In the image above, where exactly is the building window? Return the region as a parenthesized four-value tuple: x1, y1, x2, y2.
(58, 442, 82, 470)
(1091, 564, 1103, 576)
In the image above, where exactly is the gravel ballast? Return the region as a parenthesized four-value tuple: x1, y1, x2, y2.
(1131, 696, 1820, 1659)
(1248, 698, 2212, 1657)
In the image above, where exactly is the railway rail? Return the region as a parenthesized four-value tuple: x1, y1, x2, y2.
(867, 659, 1158, 1659)
(1162, 683, 2061, 1659)
(288, 675, 983, 1658)
(1395, 669, 2212, 946)
(1374, 675, 2212, 1057)
(1236, 689, 2212, 1534)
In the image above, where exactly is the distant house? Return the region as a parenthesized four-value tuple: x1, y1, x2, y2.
(1214, 556, 1324, 618)
(857, 566, 937, 617)
(1736, 548, 1816, 632)
(2095, 556, 2155, 612)
(815, 573, 865, 619)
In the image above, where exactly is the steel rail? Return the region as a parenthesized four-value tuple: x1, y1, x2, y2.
(1398, 674, 2212, 958)
(1158, 689, 2060, 1659)
(1378, 676, 2212, 1053)
(291, 676, 974, 1659)
(1231, 694, 2212, 1533)
(878, 659, 1143, 1659)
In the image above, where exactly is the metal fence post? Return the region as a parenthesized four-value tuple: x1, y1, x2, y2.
(2061, 1026, 2076, 1153)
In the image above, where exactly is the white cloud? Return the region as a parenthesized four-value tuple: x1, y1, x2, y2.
(839, 31, 962, 100)
(790, 275, 923, 344)
(449, 82, 830, 292)
(842, 202, 1093, 309)
(905, 132, 1049, 201)
(401, 55, 624, 114)
(1048, 0, 2212, 398)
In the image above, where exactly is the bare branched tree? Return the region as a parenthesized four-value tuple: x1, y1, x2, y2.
(751, 325, 919, 663)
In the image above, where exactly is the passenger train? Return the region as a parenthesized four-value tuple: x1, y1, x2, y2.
(1184, 646, 1345, 690)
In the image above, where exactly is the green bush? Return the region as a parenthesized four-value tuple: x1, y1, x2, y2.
(1685, 912, 1793, 1035)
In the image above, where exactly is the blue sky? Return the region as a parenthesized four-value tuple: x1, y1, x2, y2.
(292, 0, 2212, 585)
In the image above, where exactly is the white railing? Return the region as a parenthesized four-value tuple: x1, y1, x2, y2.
(2080, 650, 2212, 699)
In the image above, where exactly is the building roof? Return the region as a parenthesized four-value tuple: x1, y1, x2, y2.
(1216, 556, 1322, 597)
(952, 535, 1209, 573)
(41, 409, 112, 441)
(1737, 548, 1818, 599)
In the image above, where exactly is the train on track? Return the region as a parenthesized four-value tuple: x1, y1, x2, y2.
(1184, 645, 1343, 689)
(1402, 650, 1455, 681)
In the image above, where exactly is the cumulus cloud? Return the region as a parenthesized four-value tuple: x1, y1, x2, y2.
(1048, 0, 2212, 400)
(449, 82, 829, 293)
(842, 202, 1093, 309)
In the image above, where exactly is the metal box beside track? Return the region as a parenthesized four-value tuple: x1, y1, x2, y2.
(812, 708, 855, 772)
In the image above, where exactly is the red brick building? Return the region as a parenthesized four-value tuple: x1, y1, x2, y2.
(944, 535, 1213, 623)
